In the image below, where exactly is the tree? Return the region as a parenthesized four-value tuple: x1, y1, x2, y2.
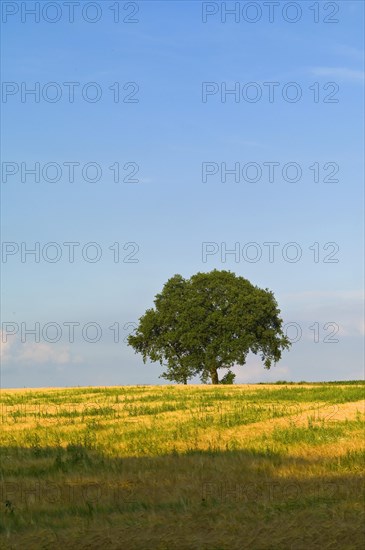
(128, 270, 291, 384)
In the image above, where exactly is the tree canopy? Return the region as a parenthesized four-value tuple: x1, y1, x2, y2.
(128, 270, 291, 384)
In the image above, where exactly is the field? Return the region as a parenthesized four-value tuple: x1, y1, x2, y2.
(0, 382, 364, 549)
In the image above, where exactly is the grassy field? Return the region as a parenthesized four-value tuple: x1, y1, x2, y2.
(0, 382, 364, 549)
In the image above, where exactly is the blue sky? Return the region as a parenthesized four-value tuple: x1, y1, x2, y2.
(1, 0, 364, 387)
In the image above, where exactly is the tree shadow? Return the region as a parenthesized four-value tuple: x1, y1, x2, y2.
(0, 444, 364, 549)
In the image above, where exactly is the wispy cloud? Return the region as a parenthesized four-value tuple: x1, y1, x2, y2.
(310, 67, 364, 82)
(333, 44, 364, 60)
(235, 359, 290, 384)
(0, 333, 83, 369)
(281, 290, 364, 339)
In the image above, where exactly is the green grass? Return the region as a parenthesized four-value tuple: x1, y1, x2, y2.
(268, 417, 363, 446)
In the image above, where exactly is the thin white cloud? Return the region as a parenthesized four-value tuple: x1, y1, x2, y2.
(310, 67, 364, 82)
(0, 332, 83, 368)
(235, 356, 290, 384)
(333, 44, 364, 60)
(281, 290, 364, 339)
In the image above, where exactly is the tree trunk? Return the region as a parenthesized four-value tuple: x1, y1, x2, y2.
(211, 368, 219, 384)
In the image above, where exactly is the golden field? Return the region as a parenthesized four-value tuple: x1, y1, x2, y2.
(0, 382, 364, 549)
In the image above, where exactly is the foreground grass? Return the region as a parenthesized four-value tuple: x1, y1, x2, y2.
(0, 382, 364, 549)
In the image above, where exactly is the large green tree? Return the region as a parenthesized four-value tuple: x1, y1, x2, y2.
(128, 270, 291, 384)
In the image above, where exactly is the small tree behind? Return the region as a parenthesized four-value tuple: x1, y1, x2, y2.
(128, 270, 291, 384)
